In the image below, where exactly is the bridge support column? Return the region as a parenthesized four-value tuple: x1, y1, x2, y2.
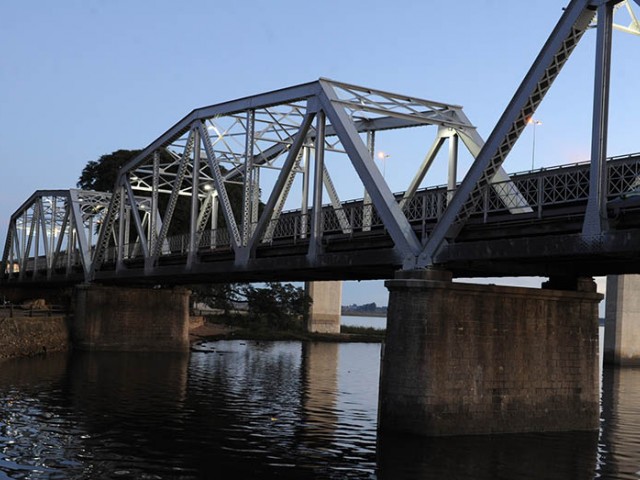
(379, 270, 602, 436)
(72, 284, 189, 352)
(604, 274, 640, 366)
(305, 281, 342, 334)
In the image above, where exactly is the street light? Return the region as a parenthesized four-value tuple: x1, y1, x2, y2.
(377, 151, 390, 177)
(528, 118, 542, 170)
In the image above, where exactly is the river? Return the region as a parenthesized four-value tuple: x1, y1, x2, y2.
(0, 321, 638, 479)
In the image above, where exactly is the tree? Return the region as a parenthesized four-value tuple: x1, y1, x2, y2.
(77, 148, 191, 235)
(77, 149, 141, 191)
(244, 283, 311, 330)
(190, 283, 246, 316)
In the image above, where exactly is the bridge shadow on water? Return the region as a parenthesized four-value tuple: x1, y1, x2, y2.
(377, 430, 599, 479)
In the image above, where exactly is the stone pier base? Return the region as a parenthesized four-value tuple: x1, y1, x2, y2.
(378, 270, 602, 436)
(305, 281, 342, 334)
(72, 284, 190, 352)
(605, 274, 640, 365)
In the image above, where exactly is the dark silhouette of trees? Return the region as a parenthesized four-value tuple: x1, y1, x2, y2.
(77, 149, 141, 191)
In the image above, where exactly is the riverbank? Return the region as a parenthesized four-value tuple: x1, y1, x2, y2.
(0, 313, 384, 362)
(189, 318, 384, 344)
(341, 310, 386, 318)
(0, 315, 69, 361)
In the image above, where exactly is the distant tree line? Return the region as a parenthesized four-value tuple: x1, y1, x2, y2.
(342, 302, 387, 315)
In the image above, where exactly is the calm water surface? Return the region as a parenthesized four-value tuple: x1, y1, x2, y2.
(341, 315, 386, 330)
(0, 325, 639, 479)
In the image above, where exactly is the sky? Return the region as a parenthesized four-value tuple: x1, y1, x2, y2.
(2, 0, 639, 309)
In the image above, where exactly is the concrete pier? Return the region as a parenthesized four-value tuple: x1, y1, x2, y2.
(305, 281, 342, 334)
(379, 270, 602, 436)
(604, 274, 640, 366)
(72, 284, 190, 352)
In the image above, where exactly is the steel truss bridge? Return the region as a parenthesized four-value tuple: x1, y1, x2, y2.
(3, 0, 640, 286)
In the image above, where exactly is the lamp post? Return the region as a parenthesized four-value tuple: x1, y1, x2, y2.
(528, 118, 542, 170)
(377, 151, 390, 177)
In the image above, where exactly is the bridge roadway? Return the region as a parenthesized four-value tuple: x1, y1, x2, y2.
(5, 151, 640, 286)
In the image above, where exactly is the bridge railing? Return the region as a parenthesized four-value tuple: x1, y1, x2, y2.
(466, 154, 640, 221)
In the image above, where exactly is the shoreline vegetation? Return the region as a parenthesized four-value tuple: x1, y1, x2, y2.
(189, 314, 385, 346)
(341, 302, 387, 317)
(341, 310, 386, 318)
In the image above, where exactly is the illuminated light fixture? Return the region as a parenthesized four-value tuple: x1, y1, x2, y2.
(527, 118, 542, 170)
(377, 151, 390, 177)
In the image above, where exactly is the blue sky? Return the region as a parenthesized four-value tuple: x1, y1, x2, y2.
(2, 1, 638, 306)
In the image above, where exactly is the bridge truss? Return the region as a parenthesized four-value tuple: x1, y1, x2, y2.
(3, 190, 114, 282)
(80, 78, 529, 282)
(2, 0, 640, 285)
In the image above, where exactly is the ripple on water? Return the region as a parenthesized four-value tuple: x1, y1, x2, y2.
(0, 343, 640, 478)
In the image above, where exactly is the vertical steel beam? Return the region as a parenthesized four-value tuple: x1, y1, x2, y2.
(37, 198, 50, 275)
(211, 193, 219, 248)
(19, 210, 33, 280)
(242, 110, 256, 246)
(66, 226, 74, 275)
(308, 110, 326, 261)
(88, 215, 93, 251)
(301, 146, 310, 239)
(150, 151, 160, 255)
(21, 211, 28, 272)
(188, 128, 201, 266)
(582, 1, 614, 237)
(195, 192, 213, 244)
(39, 198, 51, 259)
(448, 133, 459, 202)
(252, 167, 260, 227)
(123, 206, 131, 259)
(116, 186, 126, 270)
(363, 131, 375, 232)
(48, 196, 57, 270)
(33, 201, 41, 277)
(10, 227, 17, 277)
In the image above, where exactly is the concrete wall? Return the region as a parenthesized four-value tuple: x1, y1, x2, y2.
(379, 270, 602, 436)
(0, 316, 69, 361)
(72, 284, 190, 352)
(605, 274, 640, 365)
(305, 281, 342, 334)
